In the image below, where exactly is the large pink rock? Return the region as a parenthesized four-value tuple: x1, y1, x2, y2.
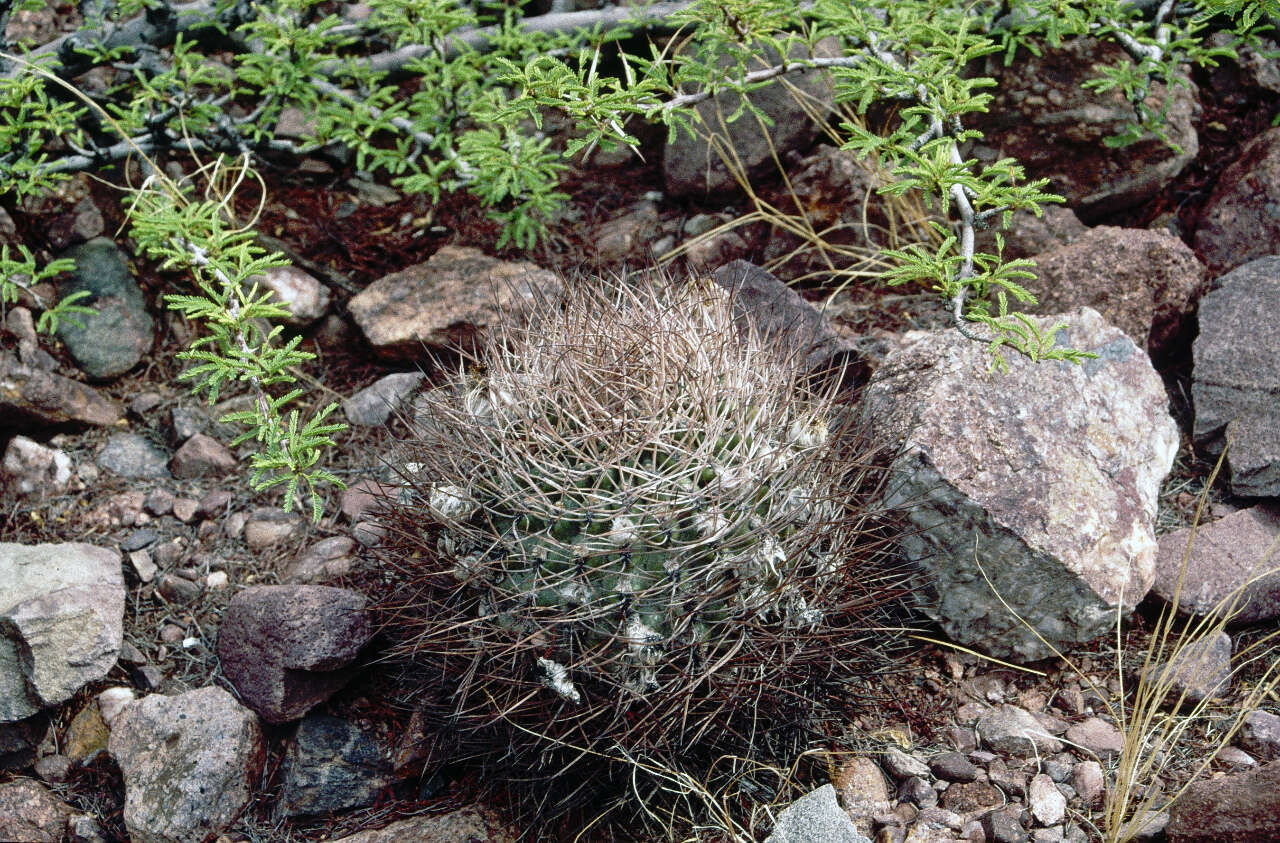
(1168, 760, 1280, 842)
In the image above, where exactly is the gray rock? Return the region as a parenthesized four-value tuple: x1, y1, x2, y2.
(257, 264, 330, 327)
(1216, 746, 1259, 769)
(216, 585, 373, 723)
(1146, 629, 1233, 706)
(929, 751, 980, 783)
(977, 705, 1064, 758)
(0, 543, 124, 722)
(0, 351, 122, 427)
(764, 784, 871, 843)
(96, 433, 169, 479)
(0, 778, 73, 842)
(1192, 258, 1280, 496)
(974, 37, 1196, 219)
(343, 372, 425, 426)
(348, 245, 559, 359)
(983, 806, 1030, 843)
(2, 436, 71, 497)
(325, 806, 519, 842)
(1239, 710, 1280, 762)
(883, 747, 931, 781)
(1194, 127, 1280, 275)
(898, 776, 937, 808)
(1022, 226, 1207, 358)
(55, 238, 153, 380)
(1152, 505, 1280, 623)
(862, 308, 1176, 661)
(276, 714, 391, 817)
(1028, 773, 1066, 826)
(711, 260, 856, 376)
(1167, 760, 1280, 842)
(170, 433, 236, 479)
(108, 686, 264, 843)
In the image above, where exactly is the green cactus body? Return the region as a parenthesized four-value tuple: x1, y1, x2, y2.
(408, 276, 848, 704)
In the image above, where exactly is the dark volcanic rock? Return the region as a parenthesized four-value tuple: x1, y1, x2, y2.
(55, 238, 153, 380)
(216, 585, 373, 723)
(276, 714, 391, 817)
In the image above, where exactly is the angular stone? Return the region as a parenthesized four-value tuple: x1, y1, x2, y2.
(343, 372, 425, 426)
(348, 245, 559, 359)
(664, 37, 840, 199)
(55, 238, 154, 380)
(862, 308, 1176, 661)
(1194, 127, 1280, 275)
(2, 435, 71, 497)
(1023, 226, 1207, 357)
(276, 714, 391, 818)
(1153, 505, 1280, 623)
(764, 784, 870, 843)
(882, 747, 931, 781)
(711, 260, 857, 376)
(1064, 717, 1124, 760)
(108, 687, 264, 843)
(974, 37, 1196, 219)
(170, 433, 236, 479)
(0, 351, 121, 427)
(977, 705, 1063, 758)
(929, 751, 980, 783)
(257, 264, 330, 327)
(1028, 774, 1066, 826)
(0, 543, 124, 722)
(0, 778, 73, 843)
(941, 780, 1004, 814)
(1239, 710, 1280, 761)
(216, 585, 373, 723)
(96, 433, 169, 479)
(326, 806, 519, 843)
(1071, 760, 1105, 808)
(592, 201, 659, 263)
(1167, 759, 1280, 842)
(282, 536, 358, 585)
(978, 205, 1087, 262)
(1192, 258, 1280, 496)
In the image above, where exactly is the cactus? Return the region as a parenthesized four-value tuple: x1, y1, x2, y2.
(373, 271, 899, 833)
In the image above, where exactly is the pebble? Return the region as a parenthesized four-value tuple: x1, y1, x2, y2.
(883, 747, 931, 780)
(1028, 774, 1066, 826)
(930, 751, 981, 783)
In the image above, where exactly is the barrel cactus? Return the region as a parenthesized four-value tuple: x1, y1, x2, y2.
(374, 271, 899, 832)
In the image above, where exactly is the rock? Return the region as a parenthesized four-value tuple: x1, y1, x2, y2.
(1239, 710, 1280, 761)
(339, 478, 393, 522)
(983, 806, 1030, 843)
(831, 756, 890, 836)
(0, 351, 122, 427)
(257, 264, 330, 327)
(282, 536, 358, 584)
(592, 201, 660, 262)
(929, 751, 980, 783)
(170, 433, 236, 479)
(20, 173, 105, 250)
(862, 308, 1176, 661)
(1023, 227, 1207, 357)
(155, 573, 201, 605)
(34, 754, 72, 783)
(883, 747, 932, 781)
(0, 714, 47, 769)
(55, 238, 154, 380)
(142, 488, 174, 516)
(898, 776, 936, 808)
(2, 436, 71, 497)
(195, 488, 233, 518)
(987, 757, 1028, 798)
(96, 433, 169, 479)
(108, 686, 264, 843)
(974, 36, 1196, 219)
(166, 405, 205, 444)
(348, 245, 560, 359)
(977, 705, 1063, 758)
(1027, 774, 1066, 826)
(1064, 717, 1125, 760)
(243, 507, 304, 550)
(0, 778, 73, 842)
(711, 260, 856, 375)
(1167, 759, 1280, 842)
(664, 37, 840, 198)
(685, 228, 751, 268)
(940, 780, 1003, 814)
(343, 372, 425, 426)
(1194, 127, 1280, 275)
(978, 205, 1088, 261)
(64, 702, 109, 761)
(216, 584, 373, 723)
(326, 805, 519, 842)
(764, 784, 871, 843)
(1152, 505, 1280, 623)
(1146, 629, 1233, 706)
(1191, 258, 1280, 496)
(120, 528, 158, 552)
(0, 542, 124, 722)
(1070, 760, 1104, 808)
(276, 714, 391, 818)
(171, 497, 199, 523)
(1216, 746, 1258, 769)
(96, 687, 135, 728)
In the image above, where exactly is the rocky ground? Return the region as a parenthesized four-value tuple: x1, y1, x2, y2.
(4, 5, 1280, 843)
